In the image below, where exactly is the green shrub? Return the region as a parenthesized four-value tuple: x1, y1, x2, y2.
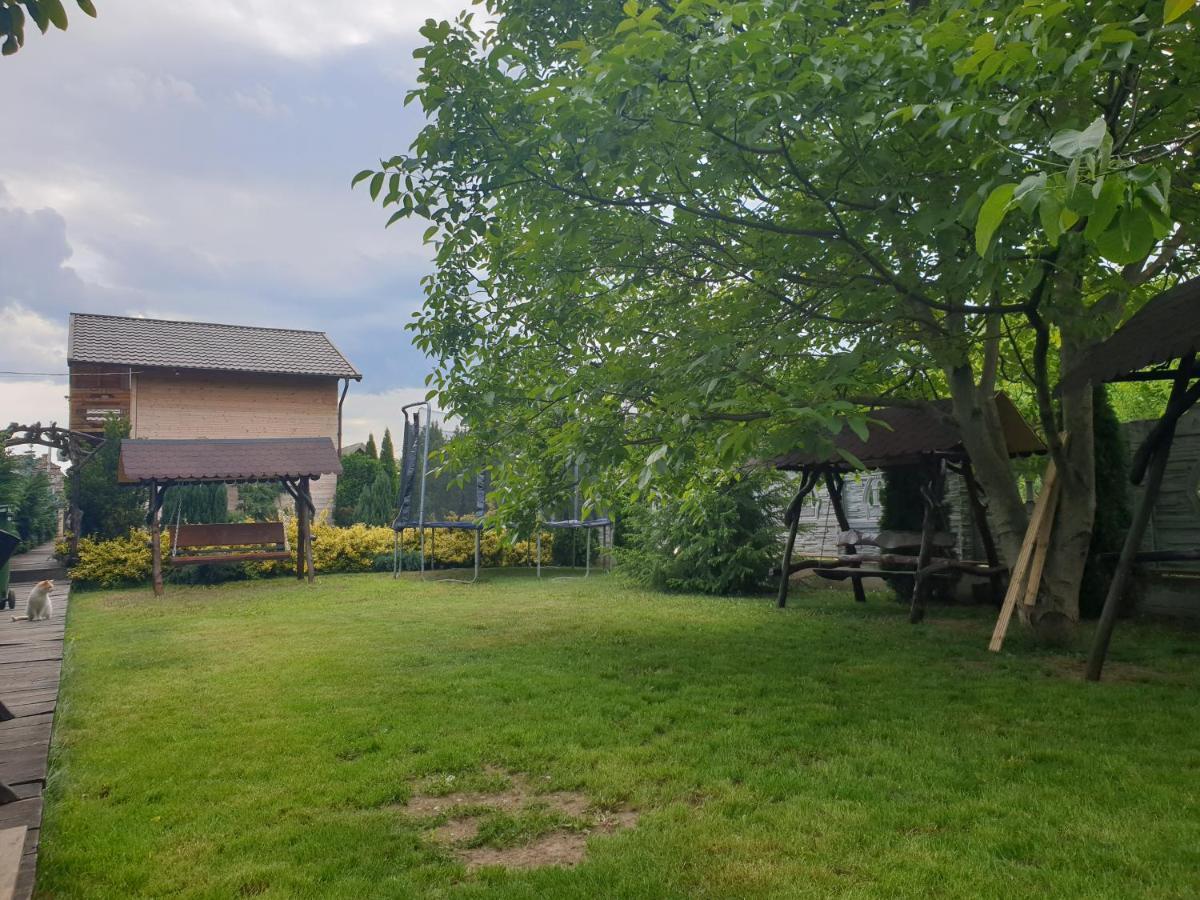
(616, 475, 783, 595)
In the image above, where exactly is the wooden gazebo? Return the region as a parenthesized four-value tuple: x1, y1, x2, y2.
(1058, 275, 1200, 681)
(118, 437, 341, 595)
(773, 393, 1044, 621)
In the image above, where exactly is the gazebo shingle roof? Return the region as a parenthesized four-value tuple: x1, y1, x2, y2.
(1058, 276, 1200, 392)
(69, 313, 361, 379)
(773, 393, 1044, 470)
(118, 437, 342, 484)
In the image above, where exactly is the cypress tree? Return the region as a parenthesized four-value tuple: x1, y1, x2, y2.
(354, 468, 395, 526)
(364, 433, 378, 459)
(379, 428, 398, 488)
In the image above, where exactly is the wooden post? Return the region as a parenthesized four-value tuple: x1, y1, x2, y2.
(959, 459, 1003, 604)
(825, 470, 866, 603)
(777, 468, 818, 608)
(302, 477, 315, 584)
(1086, 442, 1171, 680)
(909, 460, 944, 624)
(148, 482, 164, 597)
(1085, 360, 1200, 679)
(293, 480, 307, 581)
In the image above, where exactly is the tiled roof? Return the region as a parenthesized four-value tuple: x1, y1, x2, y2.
(1058, 275, 1200, 393)
(68, 313, 361, 379)
(118, 437, 342, 483)
(773, 393, 1044, 470)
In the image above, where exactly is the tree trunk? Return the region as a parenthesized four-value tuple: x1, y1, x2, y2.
(946, 366, 1029, 565)
(1033, 341, 1095, 643)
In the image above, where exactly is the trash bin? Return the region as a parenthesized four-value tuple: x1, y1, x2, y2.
(0, 529, 20, 608)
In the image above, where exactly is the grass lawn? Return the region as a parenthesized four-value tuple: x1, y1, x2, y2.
(39, 573, 1200, 898)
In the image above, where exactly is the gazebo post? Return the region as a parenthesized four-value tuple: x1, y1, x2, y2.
(148, 481, 165, 597)
(959, 459, 1003, 604)
(777, 467, 819, 608)
(909, 459, 945, 624)
(1087, 355, 1198, 681)
(301, 477, 316, 584)
(824, 470, 865, 603)
(294, 479, 308, 581)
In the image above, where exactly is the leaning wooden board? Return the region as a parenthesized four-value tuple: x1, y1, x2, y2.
(0, 826, 27, 900)
(989, 456, 1061, 652)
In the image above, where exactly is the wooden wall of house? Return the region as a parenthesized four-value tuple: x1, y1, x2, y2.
(1126, 409, 1200, 617)
(68, 363, 133, 434)
(131, 370, 341, 515)
(789, 470, 979, 561)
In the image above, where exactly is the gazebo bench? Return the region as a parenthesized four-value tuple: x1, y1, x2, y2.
(168, 523, 291, 566)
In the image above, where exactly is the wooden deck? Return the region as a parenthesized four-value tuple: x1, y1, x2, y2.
(0, 573, 70, 900)
(6, 541, 67, 584)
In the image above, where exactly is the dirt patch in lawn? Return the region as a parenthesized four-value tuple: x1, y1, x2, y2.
(403, 768, 639, 871)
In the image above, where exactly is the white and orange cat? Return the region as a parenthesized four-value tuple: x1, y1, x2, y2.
(12, 579, 53, 622)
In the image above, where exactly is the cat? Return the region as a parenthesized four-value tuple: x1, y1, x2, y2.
(12, 579, 53, 622)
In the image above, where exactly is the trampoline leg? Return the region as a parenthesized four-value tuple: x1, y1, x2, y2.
(584, 527, 591, 577)
(393, 531, 399, 578)
(536, 532, 542, 578)
(474, 530, 480, 583)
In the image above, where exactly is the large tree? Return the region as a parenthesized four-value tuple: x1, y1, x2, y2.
(364, 0, 1199, 634)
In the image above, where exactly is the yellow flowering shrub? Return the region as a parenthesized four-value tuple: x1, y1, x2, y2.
(67, 521, 554, 586)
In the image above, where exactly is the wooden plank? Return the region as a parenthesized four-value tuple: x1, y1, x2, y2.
(1021, 487, 1058, 608)
(0, 826, 27, 900)
(0, 801, 40, 832)
(989, 453, 1062, 652)
(169, 551, 290, 566)
(169, 522, 285, 549)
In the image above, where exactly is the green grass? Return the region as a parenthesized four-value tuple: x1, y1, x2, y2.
(39, 573, 1200, 898)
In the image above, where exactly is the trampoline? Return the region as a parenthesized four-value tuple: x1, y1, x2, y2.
(392, 401, 487, 583)
(535, 479, 613, 578)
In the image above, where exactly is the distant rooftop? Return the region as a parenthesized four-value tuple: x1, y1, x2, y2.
(68, 313, 361, 380)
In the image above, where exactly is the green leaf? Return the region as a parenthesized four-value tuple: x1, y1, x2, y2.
(1013, 173, 1046, 215)
(1084, 175, 1123, 241)
(1039, 192, 1063, 246)
(41, 0, 68, 30)
(975, 183, 1017, 256)
(385, 210, 406, 228)
(369, 172, 385, 201)
(1164, 0, 1195, 23)
(1095, 207, 1155, 264)
(1049, 116, 1107, 159)
(422, 225, 438, 242)
(351, 169, 373, 189)
(622, 0, 638, 16)
(76, 0, 97, 17)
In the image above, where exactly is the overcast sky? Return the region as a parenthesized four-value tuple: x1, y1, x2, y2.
(1, 0, 472, 447)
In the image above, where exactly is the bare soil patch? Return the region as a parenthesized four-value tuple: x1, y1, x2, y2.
(403, 768, 639, 871)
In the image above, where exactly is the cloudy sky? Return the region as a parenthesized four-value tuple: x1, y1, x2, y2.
(1, 0, 472, 445)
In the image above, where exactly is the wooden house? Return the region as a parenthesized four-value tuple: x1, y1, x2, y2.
(67, 313, 361, 516)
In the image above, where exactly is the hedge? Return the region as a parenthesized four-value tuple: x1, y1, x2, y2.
(64, 520, 554, 589)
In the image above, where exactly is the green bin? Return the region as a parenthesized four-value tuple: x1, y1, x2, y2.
(0, 529, 21, 607)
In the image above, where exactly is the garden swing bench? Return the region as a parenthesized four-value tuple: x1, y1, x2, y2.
(392, 401, 488, 583)
(118, 437, 341, 594)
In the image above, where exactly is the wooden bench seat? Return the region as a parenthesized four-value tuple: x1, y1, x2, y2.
(168, 523, 289, 566)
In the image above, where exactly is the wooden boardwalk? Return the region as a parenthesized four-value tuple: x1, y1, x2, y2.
(7, 541, 67, 584)
(0, 570, 70, 900)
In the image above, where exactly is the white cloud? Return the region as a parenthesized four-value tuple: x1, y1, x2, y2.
(233, 84, 289, 119)
(126, 1, 475, 61)
(342, 385, 459, 448)
(0, 306, 68, 373)
(87, 67, 200, 109)
(0, 379, 70, 430)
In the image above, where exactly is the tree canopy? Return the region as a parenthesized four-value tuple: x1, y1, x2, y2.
(0, 0, 96, 56)
(362, 0, 1199, 627)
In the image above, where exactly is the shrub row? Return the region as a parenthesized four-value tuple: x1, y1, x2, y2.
(64, 521, 554, 589)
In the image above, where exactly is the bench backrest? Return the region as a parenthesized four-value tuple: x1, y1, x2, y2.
(839, 529, 956, 553)
(170, 522, 285, 549)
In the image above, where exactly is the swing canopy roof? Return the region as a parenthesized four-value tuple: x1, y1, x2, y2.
(118, 437, 341, 485)
(1058, 275, 1200, 393)
(773, 392, 1043, 472)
